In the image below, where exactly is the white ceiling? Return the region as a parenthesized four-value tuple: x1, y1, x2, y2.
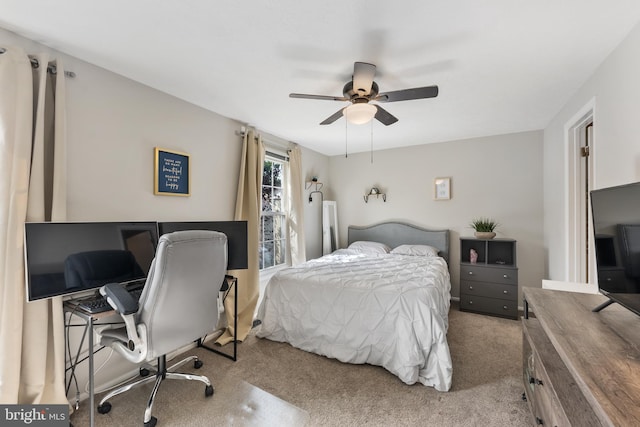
(2, 1, 640, 156)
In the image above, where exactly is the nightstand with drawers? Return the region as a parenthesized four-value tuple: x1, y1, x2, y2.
(459, 237, 518, 319)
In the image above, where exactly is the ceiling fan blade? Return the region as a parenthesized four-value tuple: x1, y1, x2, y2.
(352, 62, 376, 95)
(374, 105, 398, 126)
(376, 85, 439, 102)
(320, 107, 347, 125)
(290, 93, 349, 101)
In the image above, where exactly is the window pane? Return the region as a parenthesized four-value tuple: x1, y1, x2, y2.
(262, 187, 272, 212)
(273, 163, 282, 187)
(262, 241, 274, 269)
(262, 187, 273, 212)
(272, 188, 283, 212)
(263, 215, 274, 241)
(263, 161, 273, 186)
(272, 214, 283, 239)
(274, 239, 286, 265)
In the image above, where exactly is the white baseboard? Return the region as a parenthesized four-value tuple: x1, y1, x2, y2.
(542, 279, 598, 294)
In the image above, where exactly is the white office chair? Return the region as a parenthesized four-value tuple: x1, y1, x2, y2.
(95, 230, 228, 427)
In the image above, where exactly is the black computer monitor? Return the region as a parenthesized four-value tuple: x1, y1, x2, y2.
(591, 181, 640, 315)
(158, 221, 248, 270)
(24, 221, 159, 301)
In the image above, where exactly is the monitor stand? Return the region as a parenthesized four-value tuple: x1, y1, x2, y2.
(592, 298, 615, 312)
(592, 294, 640, 316)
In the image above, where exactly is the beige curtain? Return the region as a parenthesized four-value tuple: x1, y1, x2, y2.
(287, 145, 306, 265)
(0, 47, 67, 405)
(217, 128, 264, 345)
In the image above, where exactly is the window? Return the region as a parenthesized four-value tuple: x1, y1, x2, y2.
(260, 155, 288, 270)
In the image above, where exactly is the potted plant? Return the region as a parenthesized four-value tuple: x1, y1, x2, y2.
(470, 217, 499, 239)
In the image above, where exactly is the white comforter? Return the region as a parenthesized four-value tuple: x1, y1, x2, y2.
(255, 250, 453, 391)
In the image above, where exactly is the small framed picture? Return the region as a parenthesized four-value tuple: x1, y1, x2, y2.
(154, 147, 190, 196)
(434, 177, 451, 200)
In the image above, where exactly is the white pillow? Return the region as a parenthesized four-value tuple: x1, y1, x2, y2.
(390, 244, 440, 257)
(348, 241, 391, 255)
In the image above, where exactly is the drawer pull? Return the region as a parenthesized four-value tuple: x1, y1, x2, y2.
(469, 286, 473, 290)
(468, 271, 474, 275)
(503, 274, 509, 279)
(503, 305, 508, 310)
(469, 300, 473, 305)
(503, 290, 508, 294)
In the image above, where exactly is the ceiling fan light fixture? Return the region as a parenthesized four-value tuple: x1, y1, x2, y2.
(343, 103, 376, 125)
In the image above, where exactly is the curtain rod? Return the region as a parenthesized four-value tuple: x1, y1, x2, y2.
(235, 130, 255, 138)
(0, 48, 76, 78)
(29, 57, 76, 78)
(234, 130, 290, 159)
(266, 150, 289, 161)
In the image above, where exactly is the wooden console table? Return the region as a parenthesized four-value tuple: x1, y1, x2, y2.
(522, 287, 640, 426)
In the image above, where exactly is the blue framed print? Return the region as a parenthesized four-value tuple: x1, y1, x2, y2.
(154, 147, 190, 196)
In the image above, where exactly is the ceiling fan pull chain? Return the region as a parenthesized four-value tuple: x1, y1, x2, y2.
(345, 113, 348, 158)
(370, 119, 374, 164)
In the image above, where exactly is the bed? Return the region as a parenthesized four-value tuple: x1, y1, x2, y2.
(255, 222, 453, 391)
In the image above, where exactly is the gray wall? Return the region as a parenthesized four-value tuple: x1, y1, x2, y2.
(543, 21, 640, 281)
(328, 131, 545, 302)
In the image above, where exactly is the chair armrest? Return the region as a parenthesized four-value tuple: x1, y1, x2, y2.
(100, 282, 139, 315)
(100, 283, 143, 353)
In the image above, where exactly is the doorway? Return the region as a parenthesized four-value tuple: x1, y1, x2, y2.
(567, 106, 595, 284)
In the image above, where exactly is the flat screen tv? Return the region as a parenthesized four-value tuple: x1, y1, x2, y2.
(158, 221, 248, 270)
(24, 221, 159, 301)
(590, 181, 640, 315)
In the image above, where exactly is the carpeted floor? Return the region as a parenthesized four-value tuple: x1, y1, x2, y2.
(70, 303, 533, 426)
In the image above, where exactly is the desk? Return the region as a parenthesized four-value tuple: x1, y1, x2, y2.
(197, 275, 238, 361)
(64, 304, 115, 427)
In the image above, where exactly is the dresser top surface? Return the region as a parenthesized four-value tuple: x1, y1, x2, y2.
(523, 287, 640, 426)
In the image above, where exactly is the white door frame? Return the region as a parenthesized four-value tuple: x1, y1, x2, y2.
(564, 98, 596, 284)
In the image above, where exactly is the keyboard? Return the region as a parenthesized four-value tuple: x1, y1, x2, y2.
(76, 297, 111, 314)
(73, 287, 144, 314)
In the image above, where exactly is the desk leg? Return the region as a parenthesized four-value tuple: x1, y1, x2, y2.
(88, 316, 95, 427)
(198, 277, 237, 361)
(233, 279, 237, 360)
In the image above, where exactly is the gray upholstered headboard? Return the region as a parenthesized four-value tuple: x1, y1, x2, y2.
(348, 222, 450, 264)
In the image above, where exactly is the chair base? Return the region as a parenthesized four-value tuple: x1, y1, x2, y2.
(98, 354, 213, 425)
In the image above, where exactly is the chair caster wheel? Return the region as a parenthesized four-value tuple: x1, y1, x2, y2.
(144, 416, 157, 427)
(194, 359, 203, 369)
(205, 385, 214, 396)
(97, 402, 111, 414)
(140, 367, 150, 376)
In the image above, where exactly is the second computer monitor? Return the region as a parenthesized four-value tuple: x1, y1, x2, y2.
(157, 221, 248, 270)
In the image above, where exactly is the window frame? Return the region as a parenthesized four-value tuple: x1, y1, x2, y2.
(259, 153, 290, 272)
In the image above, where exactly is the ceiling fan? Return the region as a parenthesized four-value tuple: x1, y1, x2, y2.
(289, 61, 439, 126)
